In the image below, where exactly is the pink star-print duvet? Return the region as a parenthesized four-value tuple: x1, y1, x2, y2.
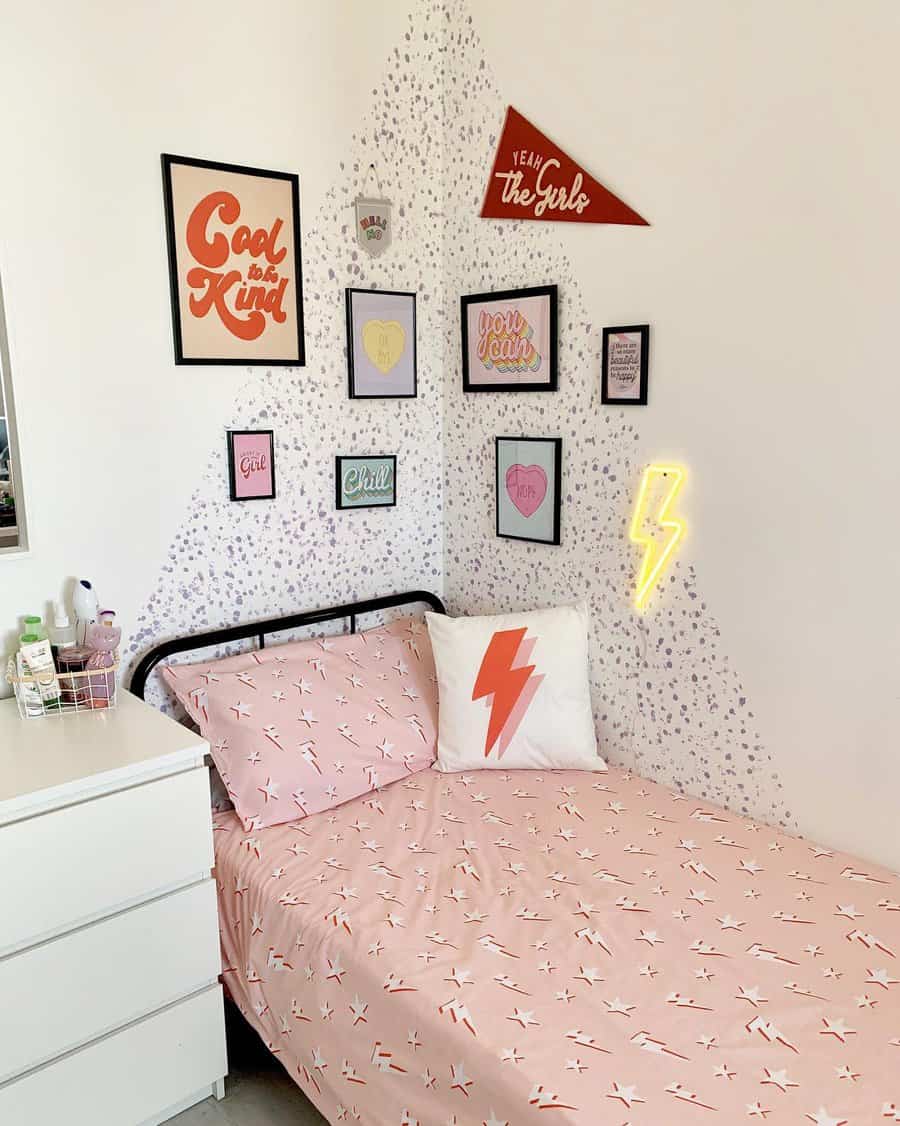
(214, 765, 900, 1125)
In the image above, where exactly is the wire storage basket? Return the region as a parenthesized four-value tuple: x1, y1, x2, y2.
(5, 656, 119, 719)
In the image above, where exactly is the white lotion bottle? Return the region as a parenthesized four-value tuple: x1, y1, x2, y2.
(20, 634, 61, 710)
(16, 650, 43, 716)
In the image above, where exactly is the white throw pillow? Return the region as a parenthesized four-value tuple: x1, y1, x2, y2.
(426, 603, 605, 772)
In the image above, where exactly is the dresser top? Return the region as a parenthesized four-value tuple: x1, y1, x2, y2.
(0, 690, 207, 824)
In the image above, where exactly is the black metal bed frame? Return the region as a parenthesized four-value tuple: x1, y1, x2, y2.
(130, 589, 446, 701)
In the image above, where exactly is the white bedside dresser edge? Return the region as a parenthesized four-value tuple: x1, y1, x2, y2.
(0, 984, 227, 1122)
(0, 744, 207, 827)
(0, 973, 223, 1088)
(139, 1079, 226, 1126)
(0, 866, 215, 964)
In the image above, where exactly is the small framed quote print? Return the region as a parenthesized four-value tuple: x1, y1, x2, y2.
(495, 436, 562, 545)
(461, 285, 558, 392)
(601, 324, 649, 405)
(161, 154, 305, 366)
(227, 430, 276, 501)
(335, 454, 397, 510)
(346, 289, 416, 398)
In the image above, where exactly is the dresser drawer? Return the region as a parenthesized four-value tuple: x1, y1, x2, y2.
(0, 766, 213, 956)
(0, 878, 220, 1084)
(0, 985, 226, 1125)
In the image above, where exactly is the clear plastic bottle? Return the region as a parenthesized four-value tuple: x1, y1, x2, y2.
(47, 602, 77, 665)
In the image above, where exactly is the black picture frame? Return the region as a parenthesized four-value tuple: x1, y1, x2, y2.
(335, 454, 398, 510)
(226, 430, 276, 502)
(495, 436, 562, 545)
(601, 324, 649, 405)
(461, 284, 558, 393)
(345, 288, 417, 399)
(161, 153, 305, 366)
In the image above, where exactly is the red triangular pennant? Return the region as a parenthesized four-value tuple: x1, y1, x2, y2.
(481, 106, 649, 226)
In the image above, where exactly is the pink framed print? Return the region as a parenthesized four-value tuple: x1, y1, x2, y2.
(495, 435, 562, 544)
(227, 429, 276, 501)
(461, 284, 558, 392)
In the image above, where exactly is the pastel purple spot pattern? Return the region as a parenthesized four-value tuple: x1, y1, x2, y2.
(129, 0, 788, 830)
(439, 1, 788, 827)
(127, 2, 447, 708)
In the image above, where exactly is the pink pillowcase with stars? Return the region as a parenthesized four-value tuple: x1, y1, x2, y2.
(160, 618, 437, 830)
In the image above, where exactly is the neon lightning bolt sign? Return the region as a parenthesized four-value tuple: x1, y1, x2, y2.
(629, 465, 687, 612)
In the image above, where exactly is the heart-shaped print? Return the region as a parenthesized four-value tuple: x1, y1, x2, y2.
(362, 319, 406, 375)
(505, 464, 548, 518)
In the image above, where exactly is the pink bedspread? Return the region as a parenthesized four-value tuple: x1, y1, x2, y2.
(213, 766, 900, 1125)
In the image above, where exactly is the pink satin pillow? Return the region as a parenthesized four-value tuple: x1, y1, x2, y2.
(161, 618, 437, 830)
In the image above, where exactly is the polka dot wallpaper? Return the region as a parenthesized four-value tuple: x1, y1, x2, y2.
(129, 0, 789, 830)
(440, 2, 790, 828)
(126, 2, 447, 704)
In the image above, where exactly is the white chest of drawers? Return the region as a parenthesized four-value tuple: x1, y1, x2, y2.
(0, 690, 227, 1125)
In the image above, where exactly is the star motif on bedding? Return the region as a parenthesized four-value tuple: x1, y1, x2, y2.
(607, 1081, 644, 1108)
(257, 777, 280, 803)
(760, 1067, 798, 1091)
(448, 1062, 471, 1094)
(820, 1016, 856, 1041)
(805, 1111, 848, 1126)
(603, 996, 635, 1016)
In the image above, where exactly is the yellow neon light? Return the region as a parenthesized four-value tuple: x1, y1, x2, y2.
(629, 464, 687, 612)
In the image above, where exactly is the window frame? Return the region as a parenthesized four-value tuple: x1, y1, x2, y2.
(0, 270, 29, 557)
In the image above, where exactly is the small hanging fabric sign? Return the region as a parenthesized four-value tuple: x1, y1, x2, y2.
(355, 165, 392, 256)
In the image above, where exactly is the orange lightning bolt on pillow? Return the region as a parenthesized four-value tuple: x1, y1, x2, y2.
(425, 604, 605, 773)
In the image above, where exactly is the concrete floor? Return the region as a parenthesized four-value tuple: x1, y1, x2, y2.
(169, 1005, 326, 1125)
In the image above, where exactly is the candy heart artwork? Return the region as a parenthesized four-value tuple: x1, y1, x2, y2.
(362, 319, 406, 374)
(506, 463, 548, 518)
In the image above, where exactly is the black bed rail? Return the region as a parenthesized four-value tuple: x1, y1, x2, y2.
(130, 589, 446, 700)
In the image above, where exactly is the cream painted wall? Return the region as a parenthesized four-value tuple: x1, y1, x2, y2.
(0, 1, 440, 686)
(448, 1, 900, 865)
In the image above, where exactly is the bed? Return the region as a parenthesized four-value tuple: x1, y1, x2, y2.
(134, 593, 900, 1125)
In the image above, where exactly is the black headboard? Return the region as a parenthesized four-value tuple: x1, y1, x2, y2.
(130, 590, 446, 700)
